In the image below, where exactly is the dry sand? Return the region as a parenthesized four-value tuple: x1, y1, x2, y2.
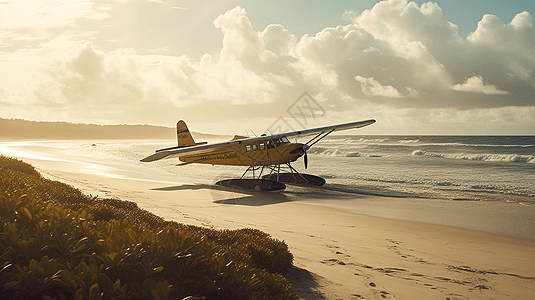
(3, 147, 535, 300)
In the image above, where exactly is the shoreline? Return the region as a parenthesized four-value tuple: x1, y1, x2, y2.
(294, 188, 535, 240)
(1, 142, 535, 299)
(2, 139, 534, 240)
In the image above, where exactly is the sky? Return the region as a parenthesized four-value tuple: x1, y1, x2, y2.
(1, 0, 534, 135)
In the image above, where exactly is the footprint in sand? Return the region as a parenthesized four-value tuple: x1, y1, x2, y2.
(368, 283, 393, 299)
(379, 290, 390, 298)
(322, 258, 347, 266)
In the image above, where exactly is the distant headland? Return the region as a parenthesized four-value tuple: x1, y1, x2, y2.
(0, 118, 220, 140)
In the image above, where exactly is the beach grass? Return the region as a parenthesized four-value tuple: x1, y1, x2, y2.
(0, 155, 297, 300)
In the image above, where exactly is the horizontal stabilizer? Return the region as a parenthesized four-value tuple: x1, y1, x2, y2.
(140, 151, 170, 162)
(156, 141, 208, 153)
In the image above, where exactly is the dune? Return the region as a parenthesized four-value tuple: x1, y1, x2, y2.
(1, 141, 534, 299)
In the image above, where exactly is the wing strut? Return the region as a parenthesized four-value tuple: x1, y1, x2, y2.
(305, 129, 335, 147)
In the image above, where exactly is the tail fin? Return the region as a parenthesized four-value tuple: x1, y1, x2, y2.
(176, 120, 207, 147)
(177, 120, 196, 147)
(154, 120, 207, 153)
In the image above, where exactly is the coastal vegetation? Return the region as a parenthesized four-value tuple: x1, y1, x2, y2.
(0, 155, 297, 299)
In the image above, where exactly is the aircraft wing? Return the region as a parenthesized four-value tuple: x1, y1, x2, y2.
(140, 119, 376, 162)
(272, 119, 376, 140)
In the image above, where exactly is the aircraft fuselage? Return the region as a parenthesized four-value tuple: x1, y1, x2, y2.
(179, 138, 305, 166)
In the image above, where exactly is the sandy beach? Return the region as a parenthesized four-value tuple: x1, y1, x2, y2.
(2, 142, 534, 300)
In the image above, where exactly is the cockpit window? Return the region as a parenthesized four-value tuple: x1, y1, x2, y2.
(271, 137, 290, 147)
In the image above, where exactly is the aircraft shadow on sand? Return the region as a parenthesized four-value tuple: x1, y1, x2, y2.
(151, 183, 293, 207)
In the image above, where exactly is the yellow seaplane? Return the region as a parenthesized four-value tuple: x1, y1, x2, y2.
(141, 119, 376, 192)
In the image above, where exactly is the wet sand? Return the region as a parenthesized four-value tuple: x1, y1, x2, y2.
(2, 142, 534, 299)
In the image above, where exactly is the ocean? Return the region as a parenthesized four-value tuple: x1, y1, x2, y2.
(305, 135, 535, 206)
(1, 135, 534, 238)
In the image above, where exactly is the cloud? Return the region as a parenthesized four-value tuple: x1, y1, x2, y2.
(342, 10, 357, 21)
(312, 0, 533, 109)
(0, 0, 534, 134)
(452, 75, 510, 95)
(35, 42, 146, 108)
(0, 1, 107, 33)
(354, 76, 403, 98)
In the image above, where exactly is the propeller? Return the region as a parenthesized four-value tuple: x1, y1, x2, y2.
(302, 144, 310, 169)
(290, 144, 310, 169)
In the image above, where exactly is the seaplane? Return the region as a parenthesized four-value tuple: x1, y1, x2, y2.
(141, 119, 376, 192)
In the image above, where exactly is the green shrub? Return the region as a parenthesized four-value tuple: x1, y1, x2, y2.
(0, 156, 297, 299)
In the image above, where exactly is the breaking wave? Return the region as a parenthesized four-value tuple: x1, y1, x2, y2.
(308, 147, 383, 158)
(354, 141, 534, 148)
(412, 150, 535, 163)
(410, 143, 535, 148)
(336, 137, 534, 148)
